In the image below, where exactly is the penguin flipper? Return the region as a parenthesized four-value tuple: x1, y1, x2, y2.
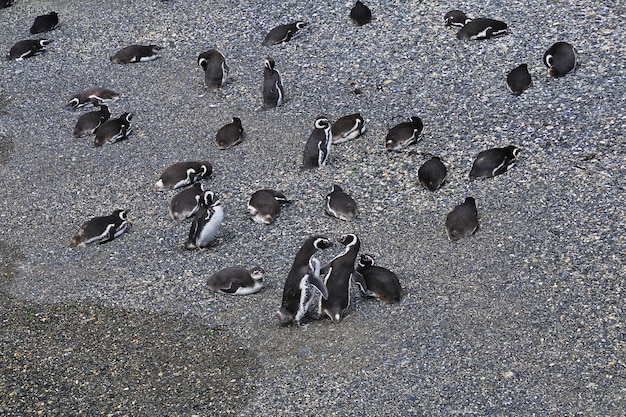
(319, 263, 331, 276)
(352, 271, 370, 294)
(219, 282, 241, 294)
(309, 275, 329, 300)
(97, 224, 117, 244)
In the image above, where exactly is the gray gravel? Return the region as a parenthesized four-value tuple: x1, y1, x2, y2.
(1, 0, 625, 415)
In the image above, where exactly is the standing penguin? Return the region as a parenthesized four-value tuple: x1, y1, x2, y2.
(543, 42, 577, 77)
(385, 116, 423, 151)
(110, 45, 161, 64)
(325, 185, 358, 221)
(262, 21, 307, 46)
(445, 197, 479, 242)
(30, 12, 59, 34)
(7, 39, 50, 60)
(215, 117, 244, 149)
(247, 189, 289, 224)
(67, 88, 120, 109)
(354, 254, 402, 303)
(456, 18, 508, 40)
(184, 191, 224, 250)
(155, 161, 213, 191)
(207, 266, 265, 295)
(418, 156, 447, 191)
(169, 182, 206, 221)
(73, 105, 110, 138)
(262, 57, 285, 110)
(277, 235, 333, 326)
(319, 234, 361, 324)
(94, 113, 132, 147)
(302, 116, 332, 169)
(469, 145, 520, 180)
(507, 64, 532, 95)
(350, 1, 372, 26)
(197, 49, 228, 89)
(70, 209, 129, 247)
(331, 113, 365, 144)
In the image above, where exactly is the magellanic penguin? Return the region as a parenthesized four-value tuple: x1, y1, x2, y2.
(155, 161, 213, 191)
(543, 42, 577, 77)
(507, 64, 532, 95)
(319, 233, 361, 324)
(169, 182, 207, 221)
(331, 113, 365, 144)
(325, 185, 358, 221)
(1, 0, 14, 9)
(215, 117, 244, 149)
(94, 112, 132, 147)
(302, 116, 332, 169)
(456, 18, 508, 40)
(207, 266, 265, 295)
(444, 10, 471, 28)
(184, 191, 224, 250)
(110, 45, 161, 64)
(70, 209, 129, 247)
(197, 49, 228, 89)
(354, 254, 402, 303)
(418, 156, 447, 191)
(30, 12, 59, 34)
(262, 21, 307, 46)
(73, 105, 110, 138)
(385, 116, 423, 151)
(277, 235, 333, 326)
(247, 189, 289, 225)
(469, 145, 520, 180)
(262, 57, 285, 110)
(7, 39, 51, 61)
(350, 1, 372, 26)
(446, 197, 478, 242)
(67, 88, 120, 109)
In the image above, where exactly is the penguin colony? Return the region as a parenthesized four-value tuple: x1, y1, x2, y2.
(4, 2, 580, 326)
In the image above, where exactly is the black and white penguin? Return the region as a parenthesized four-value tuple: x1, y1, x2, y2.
(354, 254, 402, 303)
(277, 235, 333, 326)
(0, 0, 13, 9)
(7, 39, 50, 60)
(94, 112, 132, 147)
(319, 233, 361, 324)
(197, 49, 228, 89)
(507, 64, 532, 95)
(169, 182, 207, 221)
(443, 10, 471, 28)
(73, 105, 110, 138)
(418, 156, 447, 191)
(215, 117, 244, 149)
(184, 191, 224, 250)
(331, 113, 365, 144)
(110, 44, 161, 64)
(302, 116, 332, 169)
(445, 197, 478, 242)
(262, 21, 307, 46)
(207, 266, 265, 295)
(30, 12, 59, 34)
(247, 189, 289, 225)
(70, 209, 129, 247)
(456, 18, 508, 40)
(325, 185, 358, 221)
(67, 88, 120, 109)
(350, 1, 372, 26)
(469, 145, 520, 180)
(543, 42, 577, 77)
(262, 57, 285, 110)
(385, 116, 423, 151)
(155, 161, 213, 191)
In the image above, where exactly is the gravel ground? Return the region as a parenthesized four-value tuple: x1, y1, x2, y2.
(1, 0, 625, 415)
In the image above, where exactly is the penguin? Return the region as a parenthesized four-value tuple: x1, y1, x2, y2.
(67, 88, 120, 109)
(456, 18, 508, 40)
(469, 145, 520, 180)
(155, 161, 213, 191)
(207, 266, 265, 295)
(30, 12, 59, 34)
(325, 185, 358, 221)
(197, 49, 228, 89)
(73, 105, 110, 138)
(94, 112, 132, 147)
(247, 189, 289, 225)
(70, 209, 129, 247)
(350, 1, 372, 26)
(543, 42, 577, 77)
(215, 117, 244, 149)
(169, 182, 206, 221)
(7, 39, 50, 61)
(354, 254, 402, 303)
(110, 45, 161, 64)
(319, 233, 361, 324)
(385, 116, 423, 151)
(445, 197, 478, 242)
(302, 116, 332, 169)
(184, 191, 224, 250)
(331, 113, 365, 144)
(262, 57, 285, 110)
(418, 156, 447, 191)
(0, 0, 13, 9)
(276, 235, 333, 326)
(507, 64, 532, 95)
(262, 21, 307, 46)
(444, 10, 471, 28)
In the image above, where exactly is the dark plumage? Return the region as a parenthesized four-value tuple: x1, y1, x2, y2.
(262, 57, 285, 110)
(350, 1, 372, 26)
(507, 64, 532, 95)
(469, 146, 520, 180)
(456, 18, 508, 40)
(247, 189, 289, 225)
(331, 113, 365, 144)
(73, 105, 110, 138)
(302, 116, 332, 169)
(67, 88, 119, 109)
(443, 10, 470, 28)
(155, 161, 213, 191)
(110, 45, 161, 64)
(94, 113, 132, 147)
(197, 49, 228, 89)
(30, 12, 59, 34)
(445, 197, 478, 242)
(207, 266, 265, 295)
(325, 185, 358, 221)
(7, 39, 50, 60)
(215, 117, 244, 149)
(169, 183, 205, 221)
(418, 156, 447, 191)
(385, 116, 423, 151)
(0, 0, 13, 9)
(354, 254, 402, 303)
(262, 21, 307, 46)
(70, 209, 129, 247)
(543, 42, 577, 77)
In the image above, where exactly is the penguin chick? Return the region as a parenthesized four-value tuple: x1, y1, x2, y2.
(197, 49, 228, 89)
(302, 116, 332, 169)
(215, 117, 244, 149)
(207, 266, 265, 295)
(418, 156, 447, 191)
(169, 183, 206, 221)
(385, 116, 423, 151)
(469, 145, 520, 180)
(155, 161, 213, 191)
(325, 185, 358, 221)
(456, 18, 508, 40)
(70, 209, 129, 247)
(331, 113, 365, 144)
(110, 44, 161, 64)
(543, 42, 577, 77)
(444, 10, 471, 28)
(67, 88, 119, 109)
(184, 191, 224, 250)
(247, 189, 289, 225)
(445, 197, 478, 242)
(507, 64, 532, 95)
(350, 1, 372, 26)
(354, 254, 402, 303)
(30, 12, 59, 34)
(73, 105, 110, 138)
(262, 21, 307, 46)
(94, 113, 132, 147)
(7, 39, 50, 61)
(262, 57, 285, 110)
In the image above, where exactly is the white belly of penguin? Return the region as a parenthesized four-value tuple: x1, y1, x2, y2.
(196, 207, 224, 247)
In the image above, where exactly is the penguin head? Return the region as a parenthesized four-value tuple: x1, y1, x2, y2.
(112, 209, 129, 221)
(264, 56, 276, 71)
(464, 197, 477, 208)
(232, 117, 243, 129)
(249, 266, 265, 281)
(203, 190, 220, 207)
(339, 233, 359, 247)
(314, 117, 330, 130)
(358, 254, 375, 268)
(444, 10, 470, 27)
(295, 21, 307, 30)
(67, 98, 80, 108)
(38, 39, 52, 47)
(121, 112, 133, 124)
(331, 184, 343, 193)
(149, 45, 162, 53)
(312, 236, 333, 250)
(505, 145, 521, 159)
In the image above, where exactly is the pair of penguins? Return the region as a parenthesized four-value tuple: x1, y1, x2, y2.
(7, 11, 58, 60)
